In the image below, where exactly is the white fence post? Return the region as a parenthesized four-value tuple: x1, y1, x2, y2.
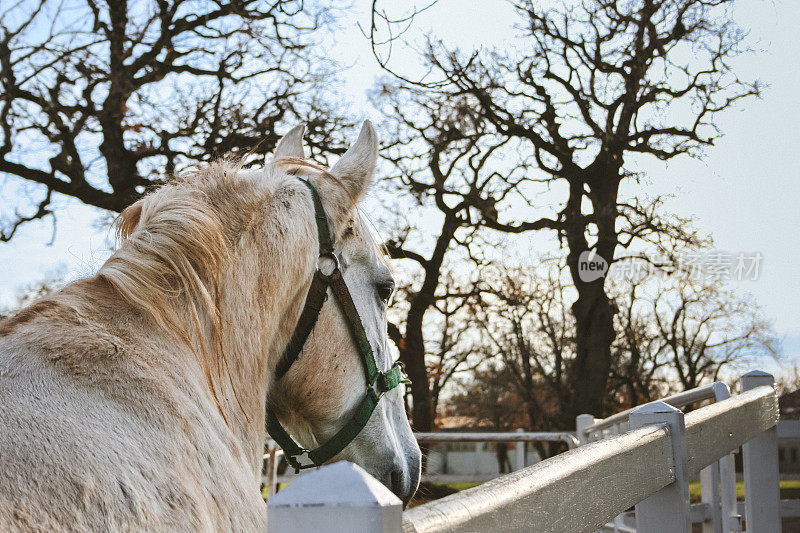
(700, 381, 742, 533)
(576, 414, 596, 445)
(630, 401, 691, 533)
(267, 461, 402, 533)
(719, 451, 741, 532)
(740, 370, 781, 533)
(713, 382, 741, 533)
(701, 460, 723, 533)
(515, 427, 526, 470)
(266, 445, 279, 499)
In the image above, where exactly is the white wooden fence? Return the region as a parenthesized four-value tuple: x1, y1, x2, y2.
(266, 370, 783, 532)
(578, 379, 739, 533)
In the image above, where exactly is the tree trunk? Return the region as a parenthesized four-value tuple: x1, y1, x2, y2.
(393, 215, 459, 433)
(564, 160, 620, 421)
(400, 301, 435, 432)
(568, 281, 616, 420)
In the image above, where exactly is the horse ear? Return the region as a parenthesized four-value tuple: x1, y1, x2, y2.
(117, 200, 144, 239)
(273, 124, 306, 160)
(330, 120, 378, 202)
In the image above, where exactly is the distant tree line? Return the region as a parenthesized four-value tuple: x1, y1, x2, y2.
(445, 259, 775, 434)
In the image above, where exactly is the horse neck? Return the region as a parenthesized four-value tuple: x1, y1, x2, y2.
(96, 175, 315, 474)
(206, 243, 311, 474)
(204, 280, 272, 474)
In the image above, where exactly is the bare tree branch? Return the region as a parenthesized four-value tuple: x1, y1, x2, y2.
(1, 0, 349, 238)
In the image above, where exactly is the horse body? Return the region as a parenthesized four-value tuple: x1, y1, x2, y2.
(0, 280, 267, 531)
(0, 122, 420, 531)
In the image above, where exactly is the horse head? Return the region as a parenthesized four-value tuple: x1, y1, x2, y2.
(265, 122, 421, 504)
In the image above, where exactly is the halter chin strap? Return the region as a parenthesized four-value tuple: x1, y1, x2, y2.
(265, 177, 406, 473)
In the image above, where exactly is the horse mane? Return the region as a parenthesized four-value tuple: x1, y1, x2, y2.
(98, 161, 238, 414)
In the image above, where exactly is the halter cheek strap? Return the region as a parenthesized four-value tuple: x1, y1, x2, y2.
(265, 177, 406, 473)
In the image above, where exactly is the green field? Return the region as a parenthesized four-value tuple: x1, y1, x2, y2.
(688, 479, 800, 502)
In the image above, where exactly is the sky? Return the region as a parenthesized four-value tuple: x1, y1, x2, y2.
(1, 0, 799, 375)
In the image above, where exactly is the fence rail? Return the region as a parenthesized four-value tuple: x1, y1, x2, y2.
(579, 381, 731, 439)
(403, 425, 674, 533)
(402, 382, 778, 533)
(266, 370, 783, 533)
(582, 379, 740, 533)
(413, 431, 579, 448)
(684, 384, 778, 477)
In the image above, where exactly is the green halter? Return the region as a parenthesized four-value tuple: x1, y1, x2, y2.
(265, 177, 406, 473)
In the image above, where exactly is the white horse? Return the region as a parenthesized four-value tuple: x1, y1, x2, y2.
(0, 121, 420, 531)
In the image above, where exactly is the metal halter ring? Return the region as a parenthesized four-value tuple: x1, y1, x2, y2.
(316, 251, 341, 281)
(286, 449, 317, 473)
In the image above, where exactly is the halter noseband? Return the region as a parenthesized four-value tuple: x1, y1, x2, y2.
(265, 177, 406, 473)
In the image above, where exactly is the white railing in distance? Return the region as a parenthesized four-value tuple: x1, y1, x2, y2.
(263, 431, 580, 491)
(413, 431, 579, 448)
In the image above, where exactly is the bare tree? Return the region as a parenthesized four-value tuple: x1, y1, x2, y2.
(607, 257, 779, 404)
(461, 258, 777, 428)
(648, 276, 777, 390)
(470, 262, 576, 429)
(775, 365, 800, 396)
(446, 363, 530, 432)
(374, 87, 529, 432)
(384, 246, 483, 432)
(371, 0, 759, 419)
(424, 272, 480, 418)
(609, 272, 673, 408)
(1, 0, 347, 240)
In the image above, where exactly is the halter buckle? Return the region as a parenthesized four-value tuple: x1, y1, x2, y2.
(286, 449, 317, 473)
(376, 372, 389, 393)
(367, 381, 382, 404)
(316, 251, 341, 282)
(395, 361, 412, 384)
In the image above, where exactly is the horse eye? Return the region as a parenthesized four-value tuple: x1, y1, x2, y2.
(376, 280, 395, 304)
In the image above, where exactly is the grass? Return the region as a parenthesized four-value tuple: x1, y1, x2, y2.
(262, 483, 288, 500)
(443, 482, 484, 491)
(435, 480, 800, 503)
(687, 479, 800, 502)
